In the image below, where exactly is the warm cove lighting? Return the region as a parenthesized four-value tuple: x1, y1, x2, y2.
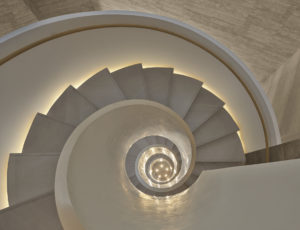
(72, 64, 246, 155)
(0, 114, 35, 208)
(0, 65, 246, 209)
(174, 68, 245, 150)
(1, 80, 74, 208)
(73, 62, 142, 88)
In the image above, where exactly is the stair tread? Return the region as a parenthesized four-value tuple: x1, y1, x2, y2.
(126, 155, 136, 178)
(111, 64, 148, 99)
(47, 85, 97, 126)
(127, 138, 150, 158)
(184, 87, 224, 132)
(0, 192, 63, 230)
(7, 154, 59, 205)
(194, 108, 239, 147)
(196, 133, 245, 163)
(186, 162, 243, 186)
(184, 173, 199, 187)
(143, 67, 173, 105)
(193, 161, 243, 175)
(145, 136, 158, 146)
(129, 175, 140, 186)
(22, 113, 74, 153)
(168, 73, 203, 118)
(77, 68, 125, 109)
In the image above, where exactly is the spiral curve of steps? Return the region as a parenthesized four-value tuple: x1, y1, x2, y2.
(1, 63, 245, 229)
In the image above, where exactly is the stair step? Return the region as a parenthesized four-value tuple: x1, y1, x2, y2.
(196, 133, 245, 162)
(184, 173, 199, 187)
(22, 113, 74, 153)
(7, 154, 59, 205)
(143, 67, 173, 105)
(0, 193, 63, 230)
(47, 85, 97, 126)
(173, 184, 188, 194)
(186, 162, 243, 186)
(145, 136, 158, 146)
(77, 68, 125, 109)
(193, 162, 243, 175)
(111, 64, 148, 99)
(193, 108, 239, 147)
(129, 175, 140, 186)
(144, 136, 172, 150)
(168, 74, 203, 118)
(184, 88, 224, 132)
(246, 139, 300, 164)
(126, 138, 152, 178)
(126, 155, 136, 178)
(136, 183, 148, 194)
(145, 136, 161, 146)
(128, 138, 150, 157)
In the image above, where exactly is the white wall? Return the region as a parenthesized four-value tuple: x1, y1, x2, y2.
(61, 104, 300, 230)
(0, 11, 280, 208)
(56, 98, 299, 230)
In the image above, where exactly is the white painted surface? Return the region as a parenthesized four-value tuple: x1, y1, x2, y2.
(55, 100, 196, 230)
(0, 11, 280, 208)
(58, 101, 300, 230)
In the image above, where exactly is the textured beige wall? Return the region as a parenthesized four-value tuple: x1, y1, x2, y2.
(0, 0, 37, 36)
(1, 0, 300, 82)
(263, 49, 300, 142)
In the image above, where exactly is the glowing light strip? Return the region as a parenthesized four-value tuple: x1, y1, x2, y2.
(0, 23, 271, 208)
(0, 24, 270, 161)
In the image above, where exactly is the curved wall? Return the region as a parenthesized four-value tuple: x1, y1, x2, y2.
(0, 11, 280, 208)
(55, 100, 196, 230)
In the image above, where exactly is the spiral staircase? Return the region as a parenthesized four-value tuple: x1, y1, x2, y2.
(0, 63, 247, 229)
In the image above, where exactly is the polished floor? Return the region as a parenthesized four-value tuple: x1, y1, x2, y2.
(1, 0, 300, 142)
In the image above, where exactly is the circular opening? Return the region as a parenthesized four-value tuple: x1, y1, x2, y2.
(149, 158, 174, 183)
(137, 146, 180, 189)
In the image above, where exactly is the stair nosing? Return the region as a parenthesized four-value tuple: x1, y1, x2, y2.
(192, 107, 240, 147)
(0, 191, 54, 214)
(35, 113, 76, 128)
(196, 132, 241, 150)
